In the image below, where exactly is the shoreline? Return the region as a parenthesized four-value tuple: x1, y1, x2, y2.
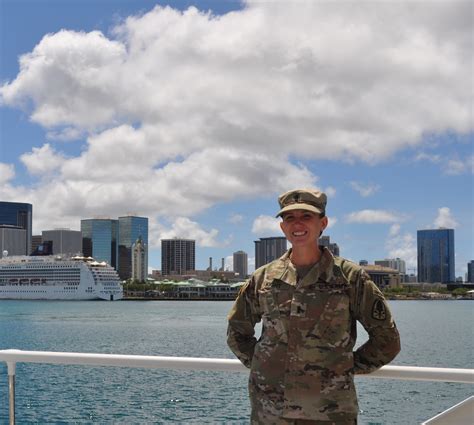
(122, 296, 472, 301)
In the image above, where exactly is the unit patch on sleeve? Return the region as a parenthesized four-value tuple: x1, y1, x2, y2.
(371, 299, 387, 321)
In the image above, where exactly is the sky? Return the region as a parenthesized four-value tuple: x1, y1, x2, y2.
(0, 0, 472, 277)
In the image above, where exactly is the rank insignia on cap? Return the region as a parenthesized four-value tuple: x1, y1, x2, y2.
(371, 299, 387, 320)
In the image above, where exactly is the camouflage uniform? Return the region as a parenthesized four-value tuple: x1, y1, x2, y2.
(227, 248, 400, 424)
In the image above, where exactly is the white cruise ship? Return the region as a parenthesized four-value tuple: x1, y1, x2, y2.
(0, 255, 123, 301)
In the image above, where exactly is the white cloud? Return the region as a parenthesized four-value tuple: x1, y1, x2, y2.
(20, 143, 65, 175)
(252, 215, 282, 236)
(385, 224, 417, 269)
(433, 207, 458, 228)
(389, 223, 401, 237)
(0, 2, 471, 242)
(325, 186, 337, 197)
(443, 156, 474, 175)
(154, 217, 220, 248)
(414, 152, 441, 163)
(2, 2, 471, 163)
(346, 209, 404, 224)
(0, 163, 15, 184)
(326, 216, 337, 229)
(349, 181, 380, 197)
(225, 255, 233, 271)
(228, 213, 244, 224)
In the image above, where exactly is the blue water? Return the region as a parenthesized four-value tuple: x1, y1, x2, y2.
(0, 300, 472, 424)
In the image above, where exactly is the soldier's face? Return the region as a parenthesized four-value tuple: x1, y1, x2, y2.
(280, 210, 328, 248)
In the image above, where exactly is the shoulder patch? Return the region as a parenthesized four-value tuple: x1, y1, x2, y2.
(371, 299, 387, 321)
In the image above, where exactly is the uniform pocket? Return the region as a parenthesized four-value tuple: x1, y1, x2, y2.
(258, 286, 291, 341)
(306, 289, 351, 348)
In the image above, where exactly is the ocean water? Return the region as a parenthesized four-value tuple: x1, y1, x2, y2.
(0, 300, 472, 424)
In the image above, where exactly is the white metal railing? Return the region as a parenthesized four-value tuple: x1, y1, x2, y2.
(1, 349, 473, 425)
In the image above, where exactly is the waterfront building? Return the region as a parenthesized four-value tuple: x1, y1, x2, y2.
(362, 264, 401, 289)
(0, 201, 32, 254)
(31, 235, 42, 254)
(0, 225, 26, 257)
(374, 258, 406, 275)
(161, 238, 195, 276)
(318, 235, 340, 256)
(233, 250, 248, 278)
(118, 216, 148, 280)
(359, 260, 369, 266)
(131, 237, 147, 282)
(467, 261, 474, 283)
(81, 219, 118, 268)
(42, 229, 82, 255)
(254, 237, 287, 269)
(417, 229, 455, 283)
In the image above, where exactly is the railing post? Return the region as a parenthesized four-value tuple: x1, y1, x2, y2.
(7, 361, 15, 425)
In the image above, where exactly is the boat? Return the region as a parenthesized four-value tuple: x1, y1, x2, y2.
(0, 255, 123, 300)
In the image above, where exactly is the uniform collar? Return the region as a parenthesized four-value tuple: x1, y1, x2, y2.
(267, 247, 336, 287)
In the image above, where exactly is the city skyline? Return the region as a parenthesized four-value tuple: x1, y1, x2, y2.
(0, 1, 472, 276)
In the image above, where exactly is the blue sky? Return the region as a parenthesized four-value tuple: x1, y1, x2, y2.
(0, 0, 472, 277)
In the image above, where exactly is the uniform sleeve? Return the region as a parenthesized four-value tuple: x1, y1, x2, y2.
(353, 270, 401, 374)
(227, 276, 261, 368)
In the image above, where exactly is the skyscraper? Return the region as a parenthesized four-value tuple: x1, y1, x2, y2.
(118, 216, 148, 280)
(161, 239, 195, 276)
(81, 219, 118, 268)
(0, 201, 32, 254)
(417, 229, 455, 283)
(467, 261, 474, 283)
(318, 235, 340, 256)
(42, 229, 82, 255)
(0, 225, 26, 257)
(132, 237, 147, 282)
(254, 237, 287, 269)
(233, 250, 248, 278)
(375, 258, 406, 275)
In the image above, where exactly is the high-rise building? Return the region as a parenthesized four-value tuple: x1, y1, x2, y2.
(42, 229, 82, 255)
(375, 258, 406, 275)
(467, 261, 474, 283)
(0, 201, 32, 254)
(132, 237, 147, 282)
(233, 250, 248, 278)
(118, 216, 148, 280)
(0, 225, 26, 257)
(254, 237, 287, 269)
(318, 235, 340, 256)
(161, 239, 195, 276)
(81, 219, 118, 268)
(31, 235, 42, 254)
(417, 229, 455, 283)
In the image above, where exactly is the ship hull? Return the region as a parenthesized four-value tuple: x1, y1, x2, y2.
(0, 256, 123, 301)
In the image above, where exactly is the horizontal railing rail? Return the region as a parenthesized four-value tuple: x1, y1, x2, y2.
(1, 349, 473, 425)
(1, 349, 473, 383)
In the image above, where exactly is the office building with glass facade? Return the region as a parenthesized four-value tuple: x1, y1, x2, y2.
(254, 237, 287, 269)
(81, 219, 118, 268)
(467, 261, 474, 283)
(118, 216, 148, 280)
(417, 228, 455, 283)
(161, 239, 195, 276)
(0, 201, 32, 254)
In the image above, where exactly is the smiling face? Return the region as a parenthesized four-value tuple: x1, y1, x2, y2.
(280, 209, 328, 249)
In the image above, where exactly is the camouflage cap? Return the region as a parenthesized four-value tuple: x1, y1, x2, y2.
(276, 189, 327, 218)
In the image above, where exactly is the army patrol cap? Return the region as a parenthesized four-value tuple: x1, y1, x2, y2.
(276, 189, 327, 218)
